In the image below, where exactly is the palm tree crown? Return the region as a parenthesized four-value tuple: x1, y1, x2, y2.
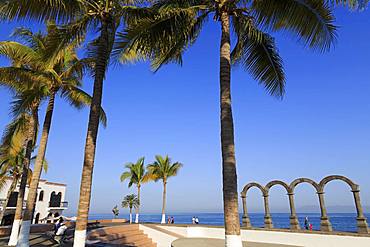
(122, 194, 140, 210)
(147, 155, 183, 182)
(119, 0, 340, 94)
(120, 157, 150, 188)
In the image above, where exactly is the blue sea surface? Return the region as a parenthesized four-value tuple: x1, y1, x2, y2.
(88, 212, 369, 233)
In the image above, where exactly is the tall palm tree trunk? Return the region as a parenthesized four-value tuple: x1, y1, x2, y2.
(73, 20, 113, 247)
(129, 208, 132, 224)
(8, 109, 38, 247)
(17, 91, 56, 247)
(0, 176, 18, 225)
(135, 185, 140, 223)
(161, 180, 167, 224)
(219, 11, 242, 247)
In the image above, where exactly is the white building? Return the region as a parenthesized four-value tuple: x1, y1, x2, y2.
(0, 177, 68, 225)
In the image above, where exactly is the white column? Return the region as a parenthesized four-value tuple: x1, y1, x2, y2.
(8, 219, 21, 246)
(225, 235, 243, 247)
(73, 229, 87, 247)
(17, 220, 31, 247)
(161, 214, 166, 224)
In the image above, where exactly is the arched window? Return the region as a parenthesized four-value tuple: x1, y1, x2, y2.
(7, 192, 18, 207)
(49, 191, 62, 207)
(34, 213, 40, 224)
(39, 191, 44, 201)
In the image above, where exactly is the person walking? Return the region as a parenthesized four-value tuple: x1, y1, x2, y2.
(304, 217, 309, 230)
(171, 217, 174, 224)
(192, 216, 195, 224)
(195, 217, 199, 224)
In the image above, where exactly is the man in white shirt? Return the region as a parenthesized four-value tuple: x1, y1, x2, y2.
(54, 223, 68, 243)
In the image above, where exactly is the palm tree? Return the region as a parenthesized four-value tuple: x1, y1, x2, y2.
(147, 155, 183, 224)
(0, 2, 145, 244)
(121, 194, 140, 224)
(0, 134, 48, 225)
(0, 129, 27, 225)
(120, 157, 151, 223)
(116, 0, 352, 244)
(0, 25, 107, 245)
(3, 105, 39, 246)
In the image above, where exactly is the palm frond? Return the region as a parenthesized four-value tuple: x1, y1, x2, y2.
(60, 85, 107, 127)
(11, 27, 45, 52)
(0, 41, 40, 66)
(328, 0, 369, 10)
(252, 0, 337, 52)
(116, 6, 208, 71)
(0, 0, 82, 23)
(232, 15, 285, 97)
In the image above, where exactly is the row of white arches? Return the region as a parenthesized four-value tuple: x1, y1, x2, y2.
(240, 175, 369, 233)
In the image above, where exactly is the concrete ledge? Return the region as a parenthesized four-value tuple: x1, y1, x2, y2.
(89, 218, 128, 224)
(0, 224, 54, 237)
(141, 223, 370, 238)
(171, 238, 300, 247)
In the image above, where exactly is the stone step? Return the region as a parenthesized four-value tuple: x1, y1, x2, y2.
(110, 236, 153, 246)
(87, 225, 156, 247)
(90, 226, 142, 237)
(96, 232, 148, 242)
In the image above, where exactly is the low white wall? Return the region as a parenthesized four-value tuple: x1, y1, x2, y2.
(158, 226, 187, 237)
(159, 225, 370, 247)
(139, 225, 178, 247)
(241, 229, 370, 247)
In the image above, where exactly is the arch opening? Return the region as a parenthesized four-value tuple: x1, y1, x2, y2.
(293, 182, 321, 230)
(267, 184, 291, 229)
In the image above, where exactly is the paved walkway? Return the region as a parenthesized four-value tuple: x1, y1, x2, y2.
(0, 222, 125, 247)
(0, 234, 72, 247)
(171, 238, 301, 247)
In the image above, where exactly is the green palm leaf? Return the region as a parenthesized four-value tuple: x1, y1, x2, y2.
(251, 0, 337, 52)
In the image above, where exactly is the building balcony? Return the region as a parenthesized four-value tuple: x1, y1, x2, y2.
(48, 201, 68, 209)
(0, 199, 26, 209)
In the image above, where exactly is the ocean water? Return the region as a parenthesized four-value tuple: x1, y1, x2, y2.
(88, 212, 370, 233)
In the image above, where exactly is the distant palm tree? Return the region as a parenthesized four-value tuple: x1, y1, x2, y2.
(120, 157, 151, 223)
(147, 155, 183, 224)
(121, 194, 139, 224)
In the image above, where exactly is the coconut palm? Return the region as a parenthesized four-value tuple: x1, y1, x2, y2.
(2, 104, 39, 246)
(0, 128, 48, 225)
(116, 0, 348, 244)
(0, 1, 147, 244)
(0, 25, 107, 246)
(121, 194, 139, 224)
(0, 130, 28, 225)
(120, 157, 151, 223)
(147, 155, 182, 224)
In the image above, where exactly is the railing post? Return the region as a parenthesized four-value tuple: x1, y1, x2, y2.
(288, 192, 300, 230)
(352, 188, 369, 234)
(263, 193, 273, 229)
(241, 195, 251, 228)
(317, 190, 332, 231)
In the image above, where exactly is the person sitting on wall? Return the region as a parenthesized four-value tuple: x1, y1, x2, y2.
(54, 219, 68, 244)
(54, 217, 63, 233)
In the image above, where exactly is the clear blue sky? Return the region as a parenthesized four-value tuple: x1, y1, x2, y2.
(0, 7, 370, 216)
